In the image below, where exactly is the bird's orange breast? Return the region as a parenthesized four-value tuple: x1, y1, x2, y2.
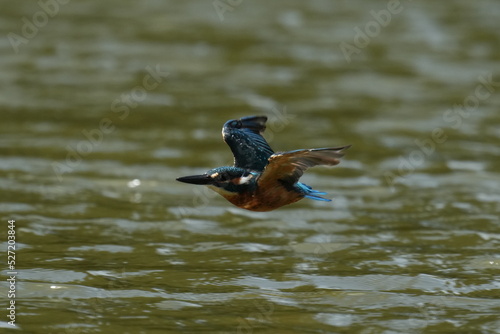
(224, 185, 304, 212)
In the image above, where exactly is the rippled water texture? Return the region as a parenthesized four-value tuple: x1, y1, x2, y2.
(1, 0, 500, 333)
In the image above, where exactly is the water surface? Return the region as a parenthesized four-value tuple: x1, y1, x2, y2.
(1, 0, 500, 333)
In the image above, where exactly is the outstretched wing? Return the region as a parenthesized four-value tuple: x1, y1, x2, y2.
(222, 116, 274, 171)
(258, 145, 351, 192)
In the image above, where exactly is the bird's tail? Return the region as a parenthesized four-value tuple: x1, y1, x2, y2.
(297, 183, 332, 202)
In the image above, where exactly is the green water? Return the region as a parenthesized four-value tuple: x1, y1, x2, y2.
(1, 0, 500, 333)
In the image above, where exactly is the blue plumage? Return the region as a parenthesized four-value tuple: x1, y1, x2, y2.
(296, 182, 331, 202)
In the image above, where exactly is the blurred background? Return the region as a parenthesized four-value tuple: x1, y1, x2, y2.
(1, 0, 499, 333)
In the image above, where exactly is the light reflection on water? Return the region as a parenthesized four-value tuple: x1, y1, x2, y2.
(1, 0, 500, 333)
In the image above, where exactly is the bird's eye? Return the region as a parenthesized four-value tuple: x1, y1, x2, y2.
(218, 174, 228, 182)
(230, 120, 241, 128)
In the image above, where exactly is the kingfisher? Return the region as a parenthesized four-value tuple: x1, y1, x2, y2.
(176, 116, 350, 211)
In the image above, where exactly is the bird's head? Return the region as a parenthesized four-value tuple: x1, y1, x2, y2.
(176, 167, 257, 196)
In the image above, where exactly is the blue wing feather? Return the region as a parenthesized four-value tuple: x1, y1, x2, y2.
(222, 116, 274, 171)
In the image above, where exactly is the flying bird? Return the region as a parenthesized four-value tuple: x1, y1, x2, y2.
(177, 116, 350, 211)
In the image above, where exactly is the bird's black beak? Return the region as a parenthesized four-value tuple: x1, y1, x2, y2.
(176, 174, 213, 185)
